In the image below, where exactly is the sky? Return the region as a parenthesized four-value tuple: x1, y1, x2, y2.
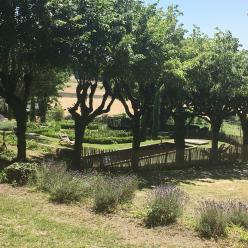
(146, 0, 248, 48)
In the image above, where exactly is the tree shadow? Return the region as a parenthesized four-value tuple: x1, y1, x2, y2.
(135, 162, 248, 188)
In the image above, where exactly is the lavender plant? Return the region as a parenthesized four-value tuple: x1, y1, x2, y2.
(145, 185, 187, 227)
(33, 164, 94, 204)
(93, 175, 138, 213)
(227, 201, 248, 229)
(115, 175, 139, 203)
(196, 200, 228, 238)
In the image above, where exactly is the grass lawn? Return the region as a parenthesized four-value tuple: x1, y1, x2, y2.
(83, 139, 167, 150)
(1, 163, 248, 248)
(221, 121, 242, 137)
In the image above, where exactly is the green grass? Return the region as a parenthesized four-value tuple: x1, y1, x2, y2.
(221, 121, 242, 137)
(1, 163, 248, 247)
(82, 139, 167, 150)
(0, 187, 138, 248)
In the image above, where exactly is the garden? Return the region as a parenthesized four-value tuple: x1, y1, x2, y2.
(1, 161, 248, 247)
(1, 0, 248, 247)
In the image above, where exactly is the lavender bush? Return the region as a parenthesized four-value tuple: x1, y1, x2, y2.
(227, 201, 248, 229)
(93, 175, 138, 213)
(33, 165, 94, 204)
(196, 200, 228, 238)
(145, 185, 187, 227)
(116, 175, 138, 203)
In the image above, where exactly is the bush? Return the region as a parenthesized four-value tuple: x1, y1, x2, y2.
(84, 136, 133, 144)
(0, 149, 15, 163)
(48, 105, 64, 121)
(228, 201, 248, 229)
(34, 165, 93, 204)
(145, 185, 187, 227)
(94, 178, 119, 213)
(49, 173, 85, 204)
(196, 200, 228, 238)
(2, 162, 37, 186)
(93, 175, 138, 213)
(116, 175, 139, 203)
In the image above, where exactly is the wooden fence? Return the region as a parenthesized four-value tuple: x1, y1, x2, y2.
(56, 146, 115, 159)
(82, 142, 177, 168)
(82, 143, 248, 171)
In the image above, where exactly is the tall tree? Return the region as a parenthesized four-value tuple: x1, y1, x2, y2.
(49, 0, 118, 169)
(0, 0, 53, 160)
(188, 29, 242, 162)
(233, 50, 248, 158)
(114, 4, 184, 170)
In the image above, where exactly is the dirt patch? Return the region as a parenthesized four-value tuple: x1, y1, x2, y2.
(58, 81, 132, 116)
(0, 184, 224, 248)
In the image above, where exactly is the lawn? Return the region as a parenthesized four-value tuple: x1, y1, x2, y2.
(1, 163, 248, 248)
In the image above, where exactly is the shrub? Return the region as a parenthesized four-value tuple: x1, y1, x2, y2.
(2, 162, 37, 186)
(93, 175, 138, 213)
(228, 201, 248, 229)
(34, 165, 93, 204)
(115, 175, 138, 203)
(94, 178, 119, 213)
(49, 173, 85, 204)
(0, 149, 15, 163)
(48, 105, 64, 121)
(196, 200, 228, 238)
(145, 185, 187, 227)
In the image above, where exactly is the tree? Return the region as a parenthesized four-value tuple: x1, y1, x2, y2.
(232, 50, 248, 158)
(113, 4, 184, 170)
(187, 29, 243, 162)
(49, 0, 118, 169)
(31, 68, 70, 123)
(160, 57, 193, 164)
(0, 0, 54, 160)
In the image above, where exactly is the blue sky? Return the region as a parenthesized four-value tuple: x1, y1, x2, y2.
(146, 0, 248, 48)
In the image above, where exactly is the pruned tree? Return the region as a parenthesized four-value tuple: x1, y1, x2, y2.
(50, 0, 118, 169)
(0, 0, 53, 160)
(232, 50, 248, 159)
(113, 4, 185, 170)
(188, 29, 243, 162)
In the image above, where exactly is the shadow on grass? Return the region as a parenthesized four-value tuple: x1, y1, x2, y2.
(135, 162, 248, 188)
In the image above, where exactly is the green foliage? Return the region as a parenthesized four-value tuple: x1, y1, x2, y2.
(27, 120, 133, 144)
(93, 179, 119, 213)
(93, 175, 138, 213)
(145, 185, 187, 227)
(47, 105, 64, 122)
(228, 201, 248, 229)
(34, 165, 93, 203)
(0, 120, 16, 130)
(2, 162, 37, 186)
(0, 149, 15, 163)
(196, 200, 228, 238)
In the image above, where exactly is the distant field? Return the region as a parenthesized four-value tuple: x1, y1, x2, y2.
(58, 79, 131, 116)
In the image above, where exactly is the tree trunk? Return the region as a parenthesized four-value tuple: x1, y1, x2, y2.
(71, 117, 85, 170)
(239, 114, 248, 161)
(132, 116, 141, 171)
(15, 108, 28, 161)
(152, 91, 160, 139)
(174, 109, 186, 164)
(160, 107, 171, 131)
(38, 98, 48, 123)
(140, 109, 149, 141)
(210, 118, 222, 163)
(30, 97, 36, 122)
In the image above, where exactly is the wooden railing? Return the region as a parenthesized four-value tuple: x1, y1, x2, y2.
(82, 143, 248, 171)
